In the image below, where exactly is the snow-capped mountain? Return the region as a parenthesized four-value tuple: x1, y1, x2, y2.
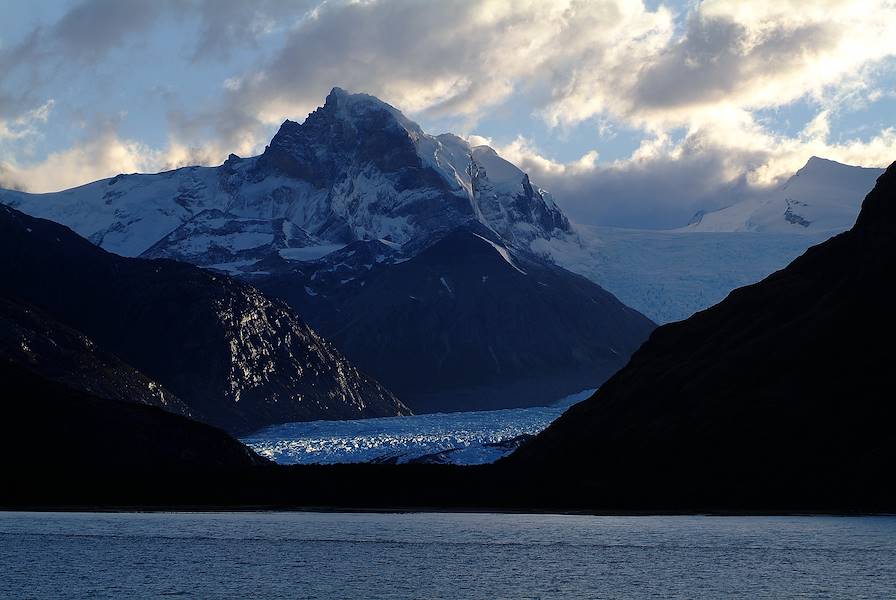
(0, 88, 652, 414)
(685, 157, 884, 233)
(1, 87, 569, 272)
(527, 156, 887, 324)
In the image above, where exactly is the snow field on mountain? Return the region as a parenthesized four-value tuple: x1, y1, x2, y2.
(538, 226, 836, 324)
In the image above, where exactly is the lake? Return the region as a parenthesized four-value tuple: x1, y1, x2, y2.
(2, 512, 894, 598)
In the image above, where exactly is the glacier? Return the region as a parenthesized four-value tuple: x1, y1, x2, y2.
(241, 389, 595, 465)
(537, 225, 839, 324)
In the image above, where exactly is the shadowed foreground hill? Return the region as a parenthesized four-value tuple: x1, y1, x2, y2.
(0, 297, 192, 417)
(508, 160, 896, 506)
(0, 205, 408, 435)
(1, 361, 265, 469)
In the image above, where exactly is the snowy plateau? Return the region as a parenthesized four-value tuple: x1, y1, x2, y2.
(536, 156, 883, 323)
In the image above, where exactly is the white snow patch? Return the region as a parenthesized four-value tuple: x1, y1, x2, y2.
(440, 276, 453, 295)
(471, 233, 527, 275)
(378, 238, 402, 249)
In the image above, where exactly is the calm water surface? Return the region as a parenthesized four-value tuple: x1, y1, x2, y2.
(2, 512, 894, 598)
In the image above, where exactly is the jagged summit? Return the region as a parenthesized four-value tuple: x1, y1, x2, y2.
(323, 86, 418, 130)
(0, 88, 571, 270)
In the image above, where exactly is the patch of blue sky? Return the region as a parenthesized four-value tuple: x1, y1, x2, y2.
(4, 3, 289, 163)
(754, 99, 820, 139)
(831, 95, 896, 144)
(0, 0, 67, 44)
(754, 60, 896, 145)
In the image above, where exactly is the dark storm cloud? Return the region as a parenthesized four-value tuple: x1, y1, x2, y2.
(516, 131, 773, 229)
(542, 156, 756, 229)
(188, 0, 317, 61)
(51, 0, 172, 62)
(633, 13, 838, 113)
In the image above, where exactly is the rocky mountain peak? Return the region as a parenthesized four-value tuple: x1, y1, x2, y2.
(1, 89, 574, 270)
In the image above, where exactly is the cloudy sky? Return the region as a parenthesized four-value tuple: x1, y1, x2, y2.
(1, 0, 895, 228)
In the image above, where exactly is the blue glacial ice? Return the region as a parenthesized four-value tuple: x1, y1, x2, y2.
(241, 389, 594, 465)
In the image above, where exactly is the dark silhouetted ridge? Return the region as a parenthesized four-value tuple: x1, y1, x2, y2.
(507, 161, 896, 508)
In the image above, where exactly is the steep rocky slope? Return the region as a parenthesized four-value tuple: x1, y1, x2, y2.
(0, 204, 409, 434)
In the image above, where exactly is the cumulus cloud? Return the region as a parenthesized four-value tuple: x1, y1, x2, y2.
(210, 0, 674, 131)
(0, 163, 25, 191)
(2, 0, 895, 226)
(188, 0, 317, 61)
(50, 0, 172, 62)
(499, 111, 896, 228)
(542, 0, 896, 129)
(0, 129, 159, 193)
(0, 100, 54, 142)
(170, 0, 896, 228)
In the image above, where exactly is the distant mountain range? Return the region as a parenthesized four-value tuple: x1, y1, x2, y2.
(2, 87, 879, 416)
(0, 88, 654, 413)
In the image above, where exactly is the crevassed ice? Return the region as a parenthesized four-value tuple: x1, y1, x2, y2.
(242, 389, 594, 466)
